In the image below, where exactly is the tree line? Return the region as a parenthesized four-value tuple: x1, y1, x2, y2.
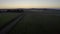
(0, 9, 24, 13)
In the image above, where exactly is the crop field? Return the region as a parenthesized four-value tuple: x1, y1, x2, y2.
(0, 13, 21, 28)
(9, 11, 60, 34)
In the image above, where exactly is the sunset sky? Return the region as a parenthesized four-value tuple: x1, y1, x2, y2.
(0, 0, 60, 9)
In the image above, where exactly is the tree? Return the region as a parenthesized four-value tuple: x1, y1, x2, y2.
(20, 9, 24, 13)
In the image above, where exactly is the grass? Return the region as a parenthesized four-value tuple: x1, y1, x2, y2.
(0, 13, 21, 28)
(9, 12, 60, 34)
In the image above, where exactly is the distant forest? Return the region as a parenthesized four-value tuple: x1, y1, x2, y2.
(0, 9, 24, 13)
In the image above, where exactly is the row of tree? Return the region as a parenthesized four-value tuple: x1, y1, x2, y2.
(0, 9, 24, 13)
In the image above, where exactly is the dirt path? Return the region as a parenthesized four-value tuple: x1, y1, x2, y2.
(0, 13, 24, 34)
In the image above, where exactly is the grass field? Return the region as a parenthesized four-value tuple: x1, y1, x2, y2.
(0, 13, 21, 28)
(9, 11, 60, 34)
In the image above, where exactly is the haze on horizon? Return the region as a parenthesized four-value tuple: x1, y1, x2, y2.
(0, 0, 60, 9)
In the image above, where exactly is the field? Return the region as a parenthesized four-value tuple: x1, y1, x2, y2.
(9, 11, 60, 34)
(0, 13, 21, 28)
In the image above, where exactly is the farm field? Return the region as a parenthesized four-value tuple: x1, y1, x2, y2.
(9, 11, 60, 34)
(0, 13, 21, 28)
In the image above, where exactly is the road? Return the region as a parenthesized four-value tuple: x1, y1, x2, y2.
(0, 13, 24, 34)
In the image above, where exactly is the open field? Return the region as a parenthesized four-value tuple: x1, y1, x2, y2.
(9, 11, 60, 34)
(0, 13, 21, 28)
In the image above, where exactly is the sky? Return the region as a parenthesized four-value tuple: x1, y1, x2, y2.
(0, 0, 60, 9)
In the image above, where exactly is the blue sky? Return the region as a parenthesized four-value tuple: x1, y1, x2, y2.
(0, 0, 60, 9)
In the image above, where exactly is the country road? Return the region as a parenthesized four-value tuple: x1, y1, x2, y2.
(0, 13, 24, 34)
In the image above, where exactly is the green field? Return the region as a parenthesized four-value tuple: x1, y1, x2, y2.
(0, 13, 21, 28)
(9, 12, 60, 34)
